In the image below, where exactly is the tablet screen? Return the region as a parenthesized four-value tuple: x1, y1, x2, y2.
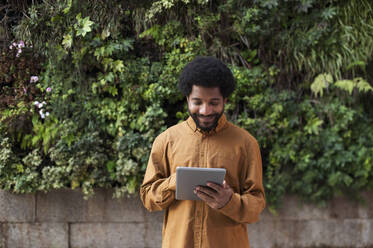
(176, 167, 226, 200)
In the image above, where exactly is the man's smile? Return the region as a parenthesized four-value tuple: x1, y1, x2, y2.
(197, 115, 216, 122)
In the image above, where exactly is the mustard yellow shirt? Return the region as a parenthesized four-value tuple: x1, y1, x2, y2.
(140, 114, 265, 248)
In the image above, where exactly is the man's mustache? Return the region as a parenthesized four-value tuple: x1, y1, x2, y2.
(195, 114, 219, 118)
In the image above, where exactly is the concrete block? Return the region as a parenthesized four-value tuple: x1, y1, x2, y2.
(266, 195, 331, 221)
(36, 189, 145, 223)
(362, 219, 373, 246)
(329, 195, 360, 219)
(247, 220, 277, 248)
(328, 219, 373, 248)
(0, 190, 35, 222)
(143, 211, 163, 248)
(274, 220, 299, 247)
(249, 219, 372, 248)
(248, 219, 298, 248)
(36, 189, 94, 222)
(358, 191, 373, 219)
(5, 223, 68, 248)
(102, 192, 145, 223)
(271, 219, 372, 248)
(263, 192, 373, 221)
(70, 223, 146, 248)
(0, 224, 5, 248)
(290, 220, 340, 247)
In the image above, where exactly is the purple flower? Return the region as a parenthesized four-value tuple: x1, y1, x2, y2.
(46, 87, 52, 93)
(30, 76, 39, 83)
(18, 41, 25, 48)
(9, 45, 13, 50)
(12, 42, 17, 47)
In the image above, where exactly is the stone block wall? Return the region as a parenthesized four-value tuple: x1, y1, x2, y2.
(0, 189, 372, 248)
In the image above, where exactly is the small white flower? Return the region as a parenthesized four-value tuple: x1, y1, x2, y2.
(42, 101, 46, 106)
(39, 109, 45, 119)
(37, 103, 43, 108)
(45, 112, 50, 117)
(30, 76, 39, 83)
(34, 101, 40, 105)
(9, 45, 13, 49)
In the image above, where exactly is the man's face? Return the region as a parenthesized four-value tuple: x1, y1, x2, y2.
(187, 85, 227, 132)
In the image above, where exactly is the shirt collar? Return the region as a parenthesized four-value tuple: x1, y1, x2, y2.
(186, 114, 228, 135)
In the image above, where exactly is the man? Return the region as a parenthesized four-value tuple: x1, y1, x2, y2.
(140, 56, 265, 248)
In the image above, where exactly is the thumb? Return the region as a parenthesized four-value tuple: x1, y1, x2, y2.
(222, 180, 229, 189)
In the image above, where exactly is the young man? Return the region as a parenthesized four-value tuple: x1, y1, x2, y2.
(140, 56, 265, 248)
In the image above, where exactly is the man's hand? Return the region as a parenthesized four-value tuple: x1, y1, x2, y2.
(194, 180, 233, 209)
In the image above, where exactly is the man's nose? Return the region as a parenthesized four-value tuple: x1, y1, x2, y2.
(199, 104, 212, 115)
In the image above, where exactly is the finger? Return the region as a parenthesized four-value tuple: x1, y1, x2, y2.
(206, 182, 223, 192)
(194, 188, 214, 202)
(195, 191, 219, 209)
(196, 186, 218, 198)
(222, 180, 230, 189)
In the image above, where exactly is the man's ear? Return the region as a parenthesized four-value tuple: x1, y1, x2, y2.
(223, 98, 227, 104)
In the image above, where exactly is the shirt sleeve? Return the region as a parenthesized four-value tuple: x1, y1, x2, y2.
(218, 137, 266, 224)
(140, 132, 176, 211)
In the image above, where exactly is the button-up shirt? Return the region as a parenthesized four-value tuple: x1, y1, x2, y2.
(140, 114, 265, 248)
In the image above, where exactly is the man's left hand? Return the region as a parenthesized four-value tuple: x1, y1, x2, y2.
(194, 180, 233, 209)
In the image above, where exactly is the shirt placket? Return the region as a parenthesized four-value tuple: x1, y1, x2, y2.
(194, 134, 208, 248)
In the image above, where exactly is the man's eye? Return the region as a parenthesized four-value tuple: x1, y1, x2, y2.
(210, 102, 219, 106)
(194, 102, 202, 105)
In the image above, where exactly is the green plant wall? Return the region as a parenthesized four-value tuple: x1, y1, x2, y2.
(1, 0, 372, 208)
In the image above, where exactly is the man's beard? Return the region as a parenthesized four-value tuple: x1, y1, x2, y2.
(189, 109, 224, 132)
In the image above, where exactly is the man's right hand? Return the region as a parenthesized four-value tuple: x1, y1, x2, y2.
(193, 180, 233, 209)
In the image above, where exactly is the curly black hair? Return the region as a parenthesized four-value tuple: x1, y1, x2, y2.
(178, 56, 236, 98)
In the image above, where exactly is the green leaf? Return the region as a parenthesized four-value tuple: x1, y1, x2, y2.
(311, 73, 333, 97)
(346, 61, 366, 70)
(356, 78, 373, 93)
(63, 0, 72, 14)
(304, 116, 323, 135)
(101, 28, 111, 40)
(32, 136, 40, 146)
(126, 177, 137, 194)
(71, 180, 80, 189)
(75, 15, 94, 37)
(113, 60, 124, 73)
(62, 34, 73, 49)
(335, 80, 354, 95)
(106, 160, 116, 179)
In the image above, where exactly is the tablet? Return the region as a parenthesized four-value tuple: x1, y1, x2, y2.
(176, 167, 226, 201)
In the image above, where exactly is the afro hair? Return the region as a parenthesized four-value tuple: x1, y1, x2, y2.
(178, 56, 236, 98)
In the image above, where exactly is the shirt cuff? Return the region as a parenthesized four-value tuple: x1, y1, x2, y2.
(218, 192, 240, 217)
(167, 173, 176, 191)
